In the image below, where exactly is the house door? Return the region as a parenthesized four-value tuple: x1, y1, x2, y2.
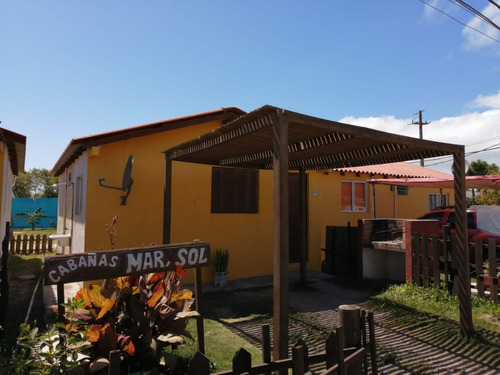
(289, 172, 307, 263)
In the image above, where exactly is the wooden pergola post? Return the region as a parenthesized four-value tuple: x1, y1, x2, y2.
(452, 150, 474, 337)
(272, 109, 289, 361)
(299, 168, 308, 285)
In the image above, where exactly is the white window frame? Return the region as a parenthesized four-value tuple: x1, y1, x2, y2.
(341, 180, 368, 213)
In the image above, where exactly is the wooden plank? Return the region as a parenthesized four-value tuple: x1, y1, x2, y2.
(432, 235, 440, 289)
(233, 348, 252, 374)
(412, 233, 420, 285)
(368, 311, 377, 375)
(262, 324, 272, 375)
(299, 168, 308, 285)
(195, 266, 205, 354)
(189, 351, 210, 375)
(422, 234, 429, 288)
(43, 242, 210, 285)
(272, 109, 290, 362)
(292, 345, 306, 375)
(163, 156, 172, 244)
(108, 350, 121, 375)
(452, 151, 473, 337)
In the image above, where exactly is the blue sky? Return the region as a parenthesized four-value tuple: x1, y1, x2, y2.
(2, 0, 500, 173)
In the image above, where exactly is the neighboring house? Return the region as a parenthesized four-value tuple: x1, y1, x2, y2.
(52, 107, 455, 283)
(0, 128, 26, 240)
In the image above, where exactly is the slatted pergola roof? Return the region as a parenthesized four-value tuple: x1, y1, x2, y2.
(164, 105, 462, 170)
(162, 105, 473, 359)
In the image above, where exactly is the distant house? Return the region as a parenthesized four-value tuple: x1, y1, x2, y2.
(0, 128, 26, 239)
(52, 107, 455, 283)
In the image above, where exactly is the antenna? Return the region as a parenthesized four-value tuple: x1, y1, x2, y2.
(99, 154, 134, 205)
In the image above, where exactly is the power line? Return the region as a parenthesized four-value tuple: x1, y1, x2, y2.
(455, 0, 500, 30)
(418, 0, 500, 44)
(423, 142, 500, 167)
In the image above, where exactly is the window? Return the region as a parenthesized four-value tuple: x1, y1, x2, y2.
(390, 185, 409, 195)
(341, 181, 367, 212)
(428, 193, 448, 210)
(397, 186, 409, 196)
(74, 176, 83, 215)
(211, 167, 258, 213)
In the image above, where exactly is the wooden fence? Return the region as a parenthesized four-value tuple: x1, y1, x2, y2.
(9, 233, 54, 254)
(105, 309, 377, 374)
(185, 309, 377, 375)
(412, 227, 500, 303)
(0, 224, 9, 335)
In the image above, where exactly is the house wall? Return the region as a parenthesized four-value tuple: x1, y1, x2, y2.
(169, 164, 277, 281)
(0, 143, 13, 240)
(307, 170, 455, 266)
(83, 120, 222, 257)
(56, 152, 88, 254)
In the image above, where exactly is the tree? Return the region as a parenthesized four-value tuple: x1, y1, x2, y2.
(466, 159, 500, 205)
(13, 168, 58, 198)
(466, 159, 499, 176)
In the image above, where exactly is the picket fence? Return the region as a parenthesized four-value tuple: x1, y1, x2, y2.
(9, 233, 54, 254)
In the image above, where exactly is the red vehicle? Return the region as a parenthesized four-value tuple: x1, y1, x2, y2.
(417, 205, 500, 260)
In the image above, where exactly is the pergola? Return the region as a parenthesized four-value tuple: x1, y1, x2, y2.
(162, 105, 473, 360)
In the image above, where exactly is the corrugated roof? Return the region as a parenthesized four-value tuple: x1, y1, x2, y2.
(333, 162, 453, 178)
(51, 107, 245, 176)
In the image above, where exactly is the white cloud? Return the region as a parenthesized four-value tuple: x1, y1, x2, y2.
(470, 91, 500, 109)
(419, 0, 450, 23)
(340, 107, 500, 173)
(462, 4, 500, 51)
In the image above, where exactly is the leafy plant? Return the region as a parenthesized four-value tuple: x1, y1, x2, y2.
(213, 249, 229, 273)
(3, 298, 92, 374)
(49, 268, 198, 373)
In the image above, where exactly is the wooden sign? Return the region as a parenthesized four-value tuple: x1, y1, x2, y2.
(44, 241, 210, 285)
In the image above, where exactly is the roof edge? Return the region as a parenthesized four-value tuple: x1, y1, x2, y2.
(52, 107, 246, 176)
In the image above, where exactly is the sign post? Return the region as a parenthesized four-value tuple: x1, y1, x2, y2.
(44, 241, 211, 349)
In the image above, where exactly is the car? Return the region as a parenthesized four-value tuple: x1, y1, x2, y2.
(417, 205, 500, 261)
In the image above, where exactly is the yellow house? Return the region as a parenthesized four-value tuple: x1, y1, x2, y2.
(52, 106, 455, 284)
(0, 128, 26, 240)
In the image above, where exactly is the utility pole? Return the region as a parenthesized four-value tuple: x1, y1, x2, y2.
(411, 110, 431, 166)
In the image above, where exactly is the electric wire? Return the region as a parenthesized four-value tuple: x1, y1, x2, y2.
(417, 0, 500, 44)
(455, 0, 500, 30)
